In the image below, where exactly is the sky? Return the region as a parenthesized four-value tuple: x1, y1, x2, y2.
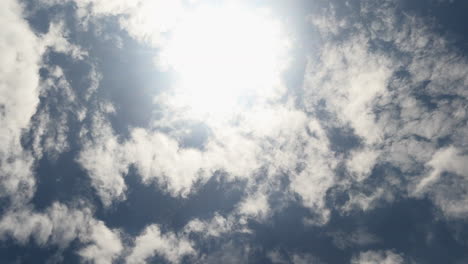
(1, 0, 468, 263)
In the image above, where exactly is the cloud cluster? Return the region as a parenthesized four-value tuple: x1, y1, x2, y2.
(0, 203, 123, 264)
(0, 0, 43, 205)
(126, 224, 194, 264)
(0, 0, 90, 205)
(305, 0, 468, 219)
(3, 0, 468, 262)
(0, 1, 123, 263)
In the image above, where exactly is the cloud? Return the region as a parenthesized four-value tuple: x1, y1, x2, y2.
(329, 228, 380, 249)
(40, 21, 87, 59)
(304, 0, 468, 220)
(197, 242, 250, 264)
(351, 250, 405, 264)
(237, 191, 270, 220)
(0, 0, 43, 205)
(414, 147, 468, 195)
(77, 113, 129, 206)
(0, 2, 125, 263)
(27, 65, 75, 160)
(126, 224, 194, 264)
(346, 148, 380, 182)
(184, 213, 234, 238)
(38, 0, 186, 47)
(78, 220, 123, 264)
(268, 250, 324, 264)
(40, 0, 340, 228)
(0, 202, 123, 263)
(412, 147, 468, 218)
(0, 0, 92, 206)
(303, 33, 394, 145)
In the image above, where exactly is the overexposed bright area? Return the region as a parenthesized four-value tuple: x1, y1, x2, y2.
(158, 3, 290, 121)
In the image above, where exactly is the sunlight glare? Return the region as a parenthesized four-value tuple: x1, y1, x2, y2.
(159, 4, 288, 120)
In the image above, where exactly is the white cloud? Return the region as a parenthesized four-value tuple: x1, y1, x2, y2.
(40, 21, 87, 59)
(0, 0, 43, 205)
(123, 128, 211, 197)
(237, 191, 270, 219)
(351, 250, 405, 264)
(39, 0, 186, 47)
(77, 114, 129, 206)
(288, 118, 337, 225)
(303, 33, 394, 145)
(413, 147, 468, 195)
(0, 207, 53, 245)
(40, 0, 468, 230)
(347, 148, 380, 182)
(28, 65, 75, 160)
(78, 220, 123, 264)
(0, 202, 123, 263)
(126, 224, 194, 264)
(0, 0, 91, 205)
(79, 101, 321, 211)
(304, 0, 468, 219)
(342, 187, 394, 213)
(0, 2, 123, 263)
(40, 0, 339, 227)
(411, 147, 468, 218)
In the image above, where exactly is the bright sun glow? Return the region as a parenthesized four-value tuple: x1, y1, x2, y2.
(159, 4, 289, 120)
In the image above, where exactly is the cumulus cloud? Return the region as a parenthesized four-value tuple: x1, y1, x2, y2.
(237, 191, 270, 220)
(126, 224, 194, 264)
(78, 220, 123, 264)
(0, 202, 123, 263)
(0, 0, 43, 205)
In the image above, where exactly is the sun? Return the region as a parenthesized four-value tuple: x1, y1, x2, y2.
(158, 3, 289, 120)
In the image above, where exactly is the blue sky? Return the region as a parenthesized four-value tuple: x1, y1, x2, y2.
(1, 0, 468, 263)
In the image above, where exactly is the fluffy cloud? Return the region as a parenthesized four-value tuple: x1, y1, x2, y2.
(38, 0, 186, 47)
(78, 220, 123, 264)
(0, 0, 43, 205)
(126, 224, 194, 264)
(413, 147, 468, 218)
(0, 203, 123, 263)
(0, 0, 87, 206)
(78, 113, 129, 206)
